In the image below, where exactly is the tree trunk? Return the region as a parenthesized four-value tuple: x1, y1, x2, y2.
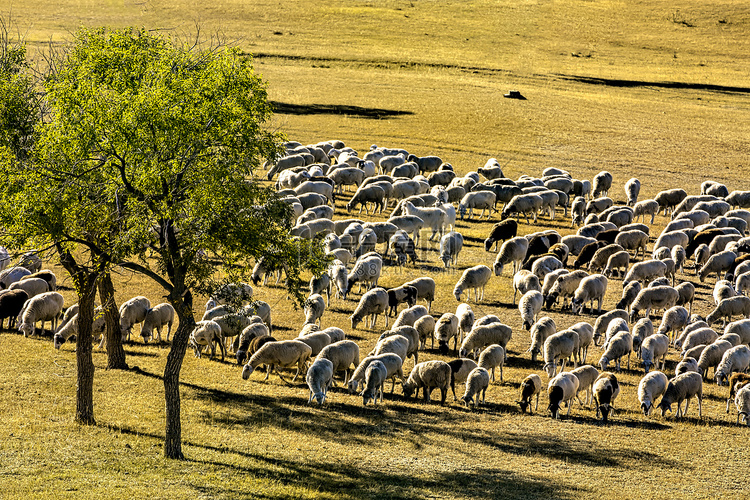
(98, 272, 127, 370)
(75, 277, 97, 425)
(163, 292, 194, 459)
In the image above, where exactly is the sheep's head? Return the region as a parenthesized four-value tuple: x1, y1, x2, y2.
(643, 360, 652, 374)
(18, 323, 33, 337)
(453, 287, 463, 302)
(641, 401, 652, 416)
(141, 328, 152, 344)
(570, 298, 582, 315)
(347, 379, 360, 394)
(716, 371, 728, 386)
(544, 293, 558, 310)
(547, 401, 560, 419)
(523, 320, 532, 331)
(599, 404, 612, 423)
(402, 381, 416, 399)
(236, 350, 248, 365)
(350, 314, 361, 330)
(457, 204, 466, 220)
(438, 340, 450, 356)
(493, 262, 504, 277)
(241, 364, 254, 380)
(517, 399, 530, 413)
(657, 400, 672, 416)
(543, 362, 556, 379)
(598, 357, 610, 373)
(312, 392, 326, 405)
(53, 333, 64, 350)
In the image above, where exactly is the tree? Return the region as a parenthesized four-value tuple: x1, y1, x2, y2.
(22, 26, 327, 459)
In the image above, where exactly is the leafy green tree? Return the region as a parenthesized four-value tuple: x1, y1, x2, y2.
(23, 26, 327, 459)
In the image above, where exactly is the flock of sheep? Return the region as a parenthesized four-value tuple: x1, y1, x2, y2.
(8, 137, 750, 425)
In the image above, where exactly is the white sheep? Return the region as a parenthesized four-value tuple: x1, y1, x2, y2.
(119, 296, 151, 339)
(519, 290, 543, 330)
(632, 318, 653, 357)
(501, 193, 544, 224)
(350, 287, 388, 330)
(675, 282, 695, 316)
(453, 265, 492, 302)
(656, 306, 690, 343)
(459, 191, 496, 220)
(361, 360, 388, 405)
(477, 344, 505, 382)
(593, 372, 620, 422)
(715, 345, 750, 386)
(543, 329, 579, 378)
(434, 313, 460, 354)
(401, 201, 446, 240)
(592, 171, 613, 198)
(615, 281, 642, 313)
(570, 321, 594, 365)
(601, 318, 629, 352)
(0, 266, 31, 288)
(307, 358, 334, 405)
(657, 372, 703, 418)
(493, 236, 529, 276)
(734, 385, 750, 426)
(241, 340, 312, 382)
(52, 309, 106, 350)
(698, 250, 737, 282)
(18, 291, 64, 337)
(402, 360, 452, 403)
(570, 274, 608, 315)
(304, 294, 326, 327)
(615, 229, 649, 257)
(570, 364, 600, 407)
(725, 319, 750, 344)
(188, 320, 225, 360)
(316, 340, 361, 386)
(679, 327, 719, 355)
(602, 251, 630, 278)
(517, 374, 544, 413)
(393, 304, 429, 330)
(414, 315, 436, 350)
(455, 303, 475, 344)
(8, 277, 48, 299)
(459, 321, 513, 360)
(512, 270, 541, 306)
(675, 357, 699, 376)
(348, 353, 404, 394)
(599, 330, 633, 372)
(404, 277, 436, 312)
(295, 332, 332, 358)
(624, 177, 641, 206)
(588, 243, 625, 274)
(622, 260, 667, 286)
(696, 340, 732, 379)
(629, 286, 679, 322)
(140, 303, 175, 343)
(528, 317, 557, 363)
(379, 326, 420, 364)
(346, 253, 383, 294)
(547, 372, 580, 419)
(370, 334, 409, 363)
(706, 296, 750, 327)
(439, 231, 464, 270)
(641, 333, 670, 373)
(633, 199, 659, 224)
(638, 371, 668, 415)
(461, 367, 491, 407)
(592, 309, 629, 346)
(531, 255, 564, 282)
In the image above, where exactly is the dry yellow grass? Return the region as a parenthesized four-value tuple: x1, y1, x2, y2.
(2, 1, 750, 498)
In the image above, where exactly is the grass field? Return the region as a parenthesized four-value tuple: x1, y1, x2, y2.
(2, 1, 750, 499)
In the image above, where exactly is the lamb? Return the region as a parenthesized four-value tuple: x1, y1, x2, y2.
(52, 308, 106, 350)
(623, 258, 667, 285)
(629, 286, 679, 322)
(484, 219, 518, 252)
(414, 314, 436, 350)
(0, 289, 28, 329)
(693, 244, 711, 273)
(624, 177, 641, 206)
(316, 340, 361, 386)
(593, 372, 620, 422)
(543, 329, 579, 378)
(404, 277, 436, 312)
(453, 265, 492, 302)
(615, 281, 642, 313)
(633, 199, 660, 224)
(727, 372, 750, 413)
(402, 360, 452, 403)
(242, 340, 312, 382)
(547, 372, 580, 419)
(714, 345, 750, 386)
(349, 287, 388, 330)
(598, 330, 633, 372)
(656, 306, 690, 343)
(118, 296, 151, 340)
(657, 372, 703, 418)
(439, 231, 464, 270)
(517, 374, 544, 414)
(698, 250, 737, 282)
(434, 313, 460, 354)
(501, 193, 544, 224)
(706, 296, 750, 327)
(519, 290, 544, 330)
(306, 358, 334, 405)
(140, 303, 175, 344)
(696, 340, 732, 379)
(602, 251, 630, 279)
(461, 367, 491, 408)
(493, 236, 529, 276)
(570, 274, 608, 315)
(459, 321, 513, 360)
(348, 353, 404, 394)
(346, 253, 383, 294)
(638, 371, 669, 415)
(295, 332, 331, 358)
(592, 171, 613, 198)
(528, 317, 557, 363)
(641, 334, 670, 373)
(188, 320, 225, 360)
(303, 294, 326, 327)
(570, 364, 600, 407)
(17, 291, 64, 337)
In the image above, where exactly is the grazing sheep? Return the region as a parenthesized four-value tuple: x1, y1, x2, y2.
(616, 281, 642, 314)
(242, 340, 312, 382)
(459, 191, 496, 220)
(118, 296, 151, 339)
(734, 385, 750, 426)
(8, 277, 48, 299)
(461, 367, 491, 407)
(603, 251, 630, 279)
(493, 237, 529, 276)
(528, 317, 557, 363)
(632, 318, 653, 358)
(295, 332, 332, 359)
(641, 334, 670, 373)
(309, 273, 332, 306)
(543, 329, 579, 378)
(571, 196, 586, 226)
(624, 178, 641, 206)
(439, 231, 464, 270)
(657, 372, 703, 418)
(393, 304, 429, 330)
(570, 274, 608, 315)
(706, 296, 750, 327)
(17, 291, 64, 338)
(713, 280, 736, 306)
(572, 240, 607, 269)
(361, 360, 388, 405)
(460, 321, 513, 360)
(519, 290, 544, 330)
(379, 326, 420, 364)
(348, 353, 405, 394)
(634, 199, 660, 224)
(570, 364, 600, 407)
(592, 171, 613, 198)
(453, 265, 492, 302)
(599, 330, 633, 372)
(629, 286, 679, 322)
(530, 255, 564, 282)
(547, 372, 580, 419)
(140, 303, 175, 344)
(698, 250, 737, 283)
(456, 303, 475, 344)
(414, 314, 436, 350)
(304, 294, 326, 327)
(679, 327, 719, 355)
(446, 358, 479, 401)
(501, 193, 545, 224)
(328, 262, 349, 300)
(52, 308, 107, 350)
(517, 374, 544, 414)
(306, 358, 334, 405)
(350, 287, 388, 330)
(725, 319, 750, 344)
(593, 372, 620, 422)
(347, 184, 386, 214)
(477, 344, 505, 383)
(592, 309, 629, 346)
(369, 334, 409, 362)
(718, 333, 742, 346)
(657, 306, 690, 343)
(675, 282, 695, 316)
(0, 289, 28, 329)
(697, 340, 733, 379)
(0, 266, 31, 289)
(623, 260, 669, 287)
(715, 345, 750, 386)
(638, 371, 669, 416)
(586, 197, 614, 215)
(188, 320, 225, 360)
(316, 340, 361, 386)
(615, 229, 649, 260)
(434, 313, 460, 355)
(402, 360, 452, 403)
(727, 372, 750, 414)
(484, 219, 518, 252)
(401, 201, 446, 241)
(404, 277, 436, 312)
(346, 253, 383, 294)
(386, 285, 418, 318)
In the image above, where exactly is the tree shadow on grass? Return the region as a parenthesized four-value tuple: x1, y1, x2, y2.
(270, 101, 413, 120)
